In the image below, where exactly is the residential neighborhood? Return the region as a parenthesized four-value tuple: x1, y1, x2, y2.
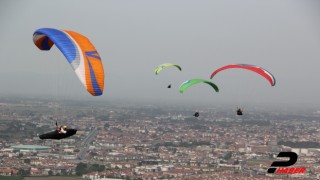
(0, 98, 320, 179)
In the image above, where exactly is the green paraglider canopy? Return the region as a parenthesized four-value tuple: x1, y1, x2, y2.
(155, 63, 182, 75)
(179, 79, 219, 93)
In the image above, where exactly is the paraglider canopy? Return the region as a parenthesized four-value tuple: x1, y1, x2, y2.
(179, 79, 219, 94)
(155, 63, 182, 75)
(210, 64, 276, 86)
(33, 28, 105, 96)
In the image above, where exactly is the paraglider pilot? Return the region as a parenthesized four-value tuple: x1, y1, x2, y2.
(56, 122, 67, 134)
(237, 108, 243, 116)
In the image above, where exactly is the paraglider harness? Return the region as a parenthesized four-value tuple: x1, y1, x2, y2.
(39, 124, 77, 140)
(237, 108, 243, 116)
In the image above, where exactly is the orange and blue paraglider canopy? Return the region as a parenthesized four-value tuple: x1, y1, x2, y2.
(33, 28, 104, 96)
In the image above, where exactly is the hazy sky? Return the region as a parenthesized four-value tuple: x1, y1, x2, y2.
(0, 0, 320, 106)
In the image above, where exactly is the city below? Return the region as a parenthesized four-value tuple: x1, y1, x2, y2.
(0, 97, 320, 180)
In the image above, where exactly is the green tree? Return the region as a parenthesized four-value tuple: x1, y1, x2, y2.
(61, 169, 67, 176)
(223, 152, 232, 160)
(104, 123, 110, 130)
(18, 168, 30, 176)
(98, 165, 105, 172)
(75, 162, 88, 176)
(89, 164, 100, 172)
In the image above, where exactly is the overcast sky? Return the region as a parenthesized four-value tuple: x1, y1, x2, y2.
(0, 0, 320, 107)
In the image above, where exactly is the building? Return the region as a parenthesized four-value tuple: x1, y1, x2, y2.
(10, 145, 51, 153)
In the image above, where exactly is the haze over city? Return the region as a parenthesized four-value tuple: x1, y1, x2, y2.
(0, 0, 320, 106)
